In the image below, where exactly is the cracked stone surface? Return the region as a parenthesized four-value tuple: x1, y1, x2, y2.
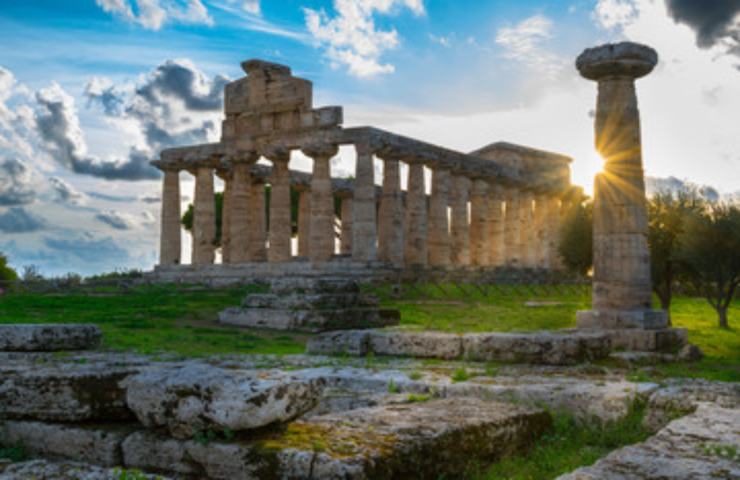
(0, 460, 171, 479)
(0, 324, 101, 352)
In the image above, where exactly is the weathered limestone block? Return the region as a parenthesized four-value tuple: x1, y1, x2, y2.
(242, 292, 379, 309)
(263, 398, 551, 480)
(0, 421, 136, 466)
(305, 330, 371, 356)
(600, 327, 687, 352)
(0, 324, 101, 351)
(557, 404, 740, 480)
(122, 431, 271, 479)
(123, 363, 325, 439)
(462, 331, 611, 365)
(0, 460, 171, 480)
(0, 363, 135, 422)
(370, 331, 463, 359)
(219, 307, 399, 333)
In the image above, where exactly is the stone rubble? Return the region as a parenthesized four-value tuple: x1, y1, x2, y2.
(0, 460, 171, 480)
(0, 324, 101, 352)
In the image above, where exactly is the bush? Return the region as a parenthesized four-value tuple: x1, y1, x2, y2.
(0, 253, 18, 289)
(558, 199, 593, 276)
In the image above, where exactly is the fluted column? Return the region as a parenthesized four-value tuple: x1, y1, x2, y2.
(248, 182, 267, 261)
(191, 166, 216, 265)
(504, 189, 521, 267)
(266, 149, 292, 262)
(159, 168, 181, 265)
(404, 161, 427, 267)
(229, 161, 254, 263)
(297, 188, 311, 257)
(428, 168, 451, 267)
(218, 170, 233, 264)
(378, 157, 404, 267)
(352, 143, 377, 261)
(304, 144, 338, 262)
(469, 179, 489, 267)
(339, 196, 353, 255)
(519, 191, 536, 268)
(450, 174, 470, 266)
(487, 184, 505, 267)
(533, 194, 549, 269)
(546, 195, 563, 270)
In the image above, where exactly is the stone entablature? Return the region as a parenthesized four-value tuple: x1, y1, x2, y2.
(152, 59, 574, 271)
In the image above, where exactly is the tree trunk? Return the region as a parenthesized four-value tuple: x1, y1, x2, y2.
(718, 307, 729, 329)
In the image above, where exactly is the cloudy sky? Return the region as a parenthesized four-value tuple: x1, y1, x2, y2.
(0, 0, 738, 276)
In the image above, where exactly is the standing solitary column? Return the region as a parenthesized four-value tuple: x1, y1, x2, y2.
(428, 168, 451, 267)
(159, 168, 181, 265)
(488, 184, 505, 267)
(229, 161, 253, 263)
(249, 182, 267, 261)
(352, 143, 377, 262)
(404, 161, 427, 267)
(266, 149, 292, 262)
(297, 188, 311, 257)
(469, 179, 489, 267)
(576, 41, 667, 329)
(305, 144, 338, 262)
(450, 174, 470, 266)
(219, 170, 233, 264)
(504, 189, 521, 268)
(192, 166, 216, 265)
(378, 156, 404, 267)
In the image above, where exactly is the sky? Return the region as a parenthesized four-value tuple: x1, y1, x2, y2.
(0, 0, 739, 276)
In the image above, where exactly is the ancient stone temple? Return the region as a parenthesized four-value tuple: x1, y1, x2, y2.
(151, 59, 574, 283)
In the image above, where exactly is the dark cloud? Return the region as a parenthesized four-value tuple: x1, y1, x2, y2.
(49, 176, 84, 204)
(134, 60, 229, 112)
(0, 158, 35, 206)
(43, 234, 131, 263)
(0, 207, 47, 233)
(86, 191, 138, 202)
(139, 195, 161, 204)
(665, 0, 740, 53)
(95, 210, 135, 230)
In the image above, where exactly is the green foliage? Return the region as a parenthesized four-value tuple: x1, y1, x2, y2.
(0, 443, 27, 463)
(0, 252, 18, 288)
(451, 367, 471, 383)
(387, 379, 400, 393)
(558, 200, 593, 275)
(677, 203, 740, 328)
(181, 191, 224, 246)
(405, 393, 431, 403)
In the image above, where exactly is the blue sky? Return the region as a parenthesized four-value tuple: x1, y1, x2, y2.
(1, 0, 739, 276)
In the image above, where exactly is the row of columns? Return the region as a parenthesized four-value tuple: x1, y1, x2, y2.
(159, 146, 566, 270)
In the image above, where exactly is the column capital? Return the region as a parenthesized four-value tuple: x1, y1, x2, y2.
(576, 42, 657, 82)
(261, 146, 291, 163)
(301, 142, 338, 160)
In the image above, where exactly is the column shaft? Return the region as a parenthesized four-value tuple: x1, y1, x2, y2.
(352, 144, 377, 261)
(268, 159, 292, 262)
(518, 191, 535, 268)
(191, 167, 215, 265)
(220, 174, 233, 264)
(378, 158, 404, 266)
(533, 194, 549, 269)
(450, 175, 470, 266)
(159, 169, 181, 265)
(404, 162, 427, 267)
(340, 197, 353, 255)
(469, 179, 489, 267)
(248, 182, 267, 261)
(428, 168, 451, 267)
(297, 190, 311, 257)
(229, 163, 252, 263)
(547, 196, 563, 270)
(487, 185, 505, 267)
(504, 189, 521, 267)
(309, 154, 334, 262)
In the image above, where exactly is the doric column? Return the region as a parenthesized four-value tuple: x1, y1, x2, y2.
(229, 159, 255, 263)
(191, 166, 216, 265)
(159, 168, 181, 265)
(576, 41, 667, 329)
(533, 193, 549, 269)
(428, 167, 451, 267)
(352, 143, 377, 261)
(504, 189, 521, 267)
(450, 174, 470, 266)
(545, 195, 562, 270)
(378, 156, 404, 267)
(248, 182, 267, 261)
(404, 161, 427, 267)
(297, 188, 311, 257)
(469, 179, 489, 267)
(266, 148, 292, 262)
(339, 196, 353, 255)
(217, 169, 233, 264)
(487, 184, 505, 267)
(304, 143, 338, 262)
(518, 191, 535, 268)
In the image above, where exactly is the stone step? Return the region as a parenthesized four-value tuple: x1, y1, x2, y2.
(123, 363, 326, 439)
(219, 307, 399, 333)
(0, 324, 101, 352)
(0, 460, 171, 480)
(308, 329, 612, 365)
(242, 292, 379, 309)
(557, 403, 740, 479)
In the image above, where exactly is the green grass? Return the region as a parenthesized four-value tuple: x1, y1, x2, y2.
(0, 284, 306, 357)
(472, 401, 652, 480)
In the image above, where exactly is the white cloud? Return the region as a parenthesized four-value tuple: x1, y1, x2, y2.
(304, 0, 425, 77)
(49, 176, 86, 205)
(593, 0, 637, 30)
(94, 0, 213, 31)
(226, 0, 260, 15)
(495, 14, 564, 78)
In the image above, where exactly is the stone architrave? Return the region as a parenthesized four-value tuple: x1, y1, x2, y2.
(218, 170, 233, 264)
(404, 161, 428, 267)
(378, 157, 404, 267)
(297, 188, 311, 257)
(191, 166, 216, 265)
(229, 161, 254, 263)
(450, 174, 471, 266)
(575, 42, 668, 330)
(487, 184, 505, 267)
(159, 169, 181, 265)
(428, 168, 451, 267)
(469, 179, 489, 267)
(266, 149, 292, 262)
(248, 182, 267, 261)
(304, 143, 339, 262)
(339, 196, 352, 255)
(504, 189, 521, 268)
(352, 143, 377, 262)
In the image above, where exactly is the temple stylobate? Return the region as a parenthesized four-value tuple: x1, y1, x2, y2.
(151, 59, 575, 282)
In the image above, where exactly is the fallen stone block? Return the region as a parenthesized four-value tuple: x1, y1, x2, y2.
(305, 330, 371, 356)
(557, 403, 740, 479)
(603, 327, 687, 352)
(369, 331, 464, 359)
(462, 331, 611, 365)
(0, 460, 170, 480)
(0, 324, 101, 352)
(123, 363, 326, 439)
(0, 363, 136, 422)
(262, 398, 551, 479)
(0, 421, 136, 467)
(219, 307, 399, 333)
